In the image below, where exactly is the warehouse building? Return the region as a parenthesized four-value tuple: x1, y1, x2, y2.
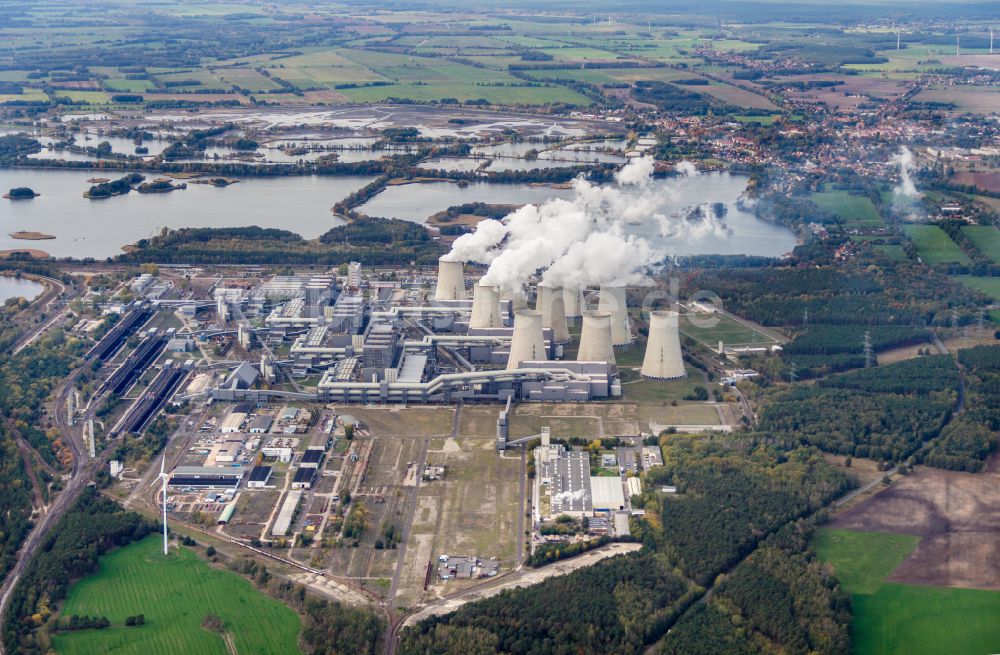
(590, 476, 626, 512)
(247, 465, 273, 489)
(300, 447, 325, 469)
(169, 465, 245, 489)
(272, 491, 302, 537)
(291, 467, 316, 490)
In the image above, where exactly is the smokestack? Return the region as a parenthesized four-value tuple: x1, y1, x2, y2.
(507, 310, 546, 370)
(577, 312, 615, 365)
(641, 311, 686, 380)
(562, 287, 583, 318)
(598, 286, 632, 346)
(469, 281, 502, 329)
(434, 257, 467, 301)
(536, 282, 570, 344)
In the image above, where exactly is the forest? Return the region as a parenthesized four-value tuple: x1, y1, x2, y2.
(116, 221, 446, 266)
(757, 356, 962, 462)
(2, 489, 153, 654)
(659, 523, 850, 655)
(401, 436, 853, 655)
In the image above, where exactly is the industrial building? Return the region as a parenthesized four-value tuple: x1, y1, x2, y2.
(247, 465, 273, 488)
(210, 260, 644, 405)
(272, 490, 302, 537)
(291, 467, 316, 490)
(169, 465, 245, 489)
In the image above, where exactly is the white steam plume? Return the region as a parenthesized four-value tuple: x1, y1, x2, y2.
(892, 147, 919, 199)
(443, 156, 733, 292)
(675, 160, 698, 177)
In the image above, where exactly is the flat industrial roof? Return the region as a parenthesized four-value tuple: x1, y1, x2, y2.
(398, 353, 427, 383)
(173, 465, 246, 477)
(248, 465, 272, 482)
(590, 476, 626, 510)
(293, 467, 316, 483)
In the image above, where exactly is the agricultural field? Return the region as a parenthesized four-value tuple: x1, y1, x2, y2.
(811, 190, 884, 226)
(912, 86, 1000, 114)
(961, 225, 1000, 263)
(952, 275, 1000, 302)
(903, 225, 971, 265)
(53, 536, 301, 655)
(814, 529, 1000, 655)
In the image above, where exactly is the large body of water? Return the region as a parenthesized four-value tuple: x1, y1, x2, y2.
(0, 276, 44, 303)
(0, 168, 375, 258)
(359, 173, 798, 257)
(1, 167, 797, 259)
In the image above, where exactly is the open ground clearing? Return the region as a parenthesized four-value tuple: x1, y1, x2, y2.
(903, 225, 970, 266)
(53, 535, 301, 655)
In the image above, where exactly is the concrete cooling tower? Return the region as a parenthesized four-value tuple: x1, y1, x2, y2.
(641, 310, 686, 380)
(501, 289, 529, 311)
(536, 282, 570, 344)
(576, 311, 616, 365)
(597, 286, 632, 346)
(470, 281, 502, 329)
(507, 310, 547, 370)
(562, 287, 583, 318)
(434, 257, 467, 301)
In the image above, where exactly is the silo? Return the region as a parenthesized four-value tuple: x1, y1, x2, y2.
(598, 286, 632, 346)
(470, 281, 502, 328)
(506, 310, 546, 370)
(562, 287, 583, 318)
(641, 310, 686, 380)
(536, 282, 570, 344)
(434, 257, 467, 301)
(576, 311, 616, 365)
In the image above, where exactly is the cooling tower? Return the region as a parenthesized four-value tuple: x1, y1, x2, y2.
(598, 286, 632, 346)
(641, 310, 686, 380)
(562, 287, 583, 318)
(434, 257, 467, 301)
(577, 312, 616, 365)
(507, 310, 546, 370)
(536, 283, 570, 344)
(470, 281, 502, 329)
(501, 289, 529, 310)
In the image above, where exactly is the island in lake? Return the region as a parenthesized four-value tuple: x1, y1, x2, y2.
(9, 231, 56, 240)
(4, 187, 40, 200)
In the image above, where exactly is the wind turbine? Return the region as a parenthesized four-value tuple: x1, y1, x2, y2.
(159, 454, 169, 555)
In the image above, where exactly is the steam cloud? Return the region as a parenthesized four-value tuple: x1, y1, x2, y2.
(890, 146, 922, 220)
(892, 147, 919, 199)
(444, 156, 731, 292)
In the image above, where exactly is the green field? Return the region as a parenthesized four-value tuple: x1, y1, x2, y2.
(680, 312, 780, 348)
(813, 528, 1000, 655)
(53, 536, 301, 655)
(812, 528, 919, 595)
(904, 225, 971, 266)
(811, 191, 883, 226)
(952, 275, 1000, 302)
(962, 225, 1000, 264)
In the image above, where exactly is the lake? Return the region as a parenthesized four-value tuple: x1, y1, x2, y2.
(0, 168, 375, 259)
(1, 167, 797, 260)
(0, 275, 44, 303)
(358, 173, 799, 257)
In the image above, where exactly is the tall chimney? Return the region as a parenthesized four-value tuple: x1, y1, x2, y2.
(434, 257, 467, 301)
(507, 309, 546, 370)
(562, 287, 583, 318)
(598, 286, 632, 346)
(641, 310, 686, 380)
(469, 281, 502, 329)
(577, 311, 615, 365)
(536, 282, 570, 344)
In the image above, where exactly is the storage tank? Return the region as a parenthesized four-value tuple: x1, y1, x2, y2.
(506, 310, 546, 370)
(434, 257, 467, 301)
(536, 282, 570, 344)
(641, 310, 686, 380)
(576, 311, 615, 365)
(469, 281, 502, 328)
(598, 286, 632, 346)
(562, 287, 584, 318)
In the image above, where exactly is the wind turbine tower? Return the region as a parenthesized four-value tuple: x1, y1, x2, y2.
(956, 32, 960, 57)
(897, 30, 901, 51)
(159, 454, 169, 555)
(991, 28, 994, 55)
